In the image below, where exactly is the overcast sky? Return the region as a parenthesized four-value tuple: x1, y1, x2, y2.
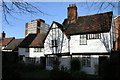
(2, 2, 119, 38)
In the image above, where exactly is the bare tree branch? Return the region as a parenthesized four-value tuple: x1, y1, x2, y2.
(1, 0, 49, 24)
(84, 2, 117, 14)
(97, 2, 104, 13)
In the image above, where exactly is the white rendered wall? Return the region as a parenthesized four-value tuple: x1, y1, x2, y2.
(44, 23, 69, 55)
(70, 32, 112, 54)
(18, 48, 44, 57)
(44, 23, 113, 74)
(18, 48, 44, 63)
(29, 48, 44, 57)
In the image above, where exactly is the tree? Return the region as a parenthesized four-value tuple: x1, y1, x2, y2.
(81, 2, 119, 14)
(1, 0, 47, 24)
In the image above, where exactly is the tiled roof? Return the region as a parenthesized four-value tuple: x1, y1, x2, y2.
(63, 11, 113, 35)
(2, 37, 15, 46)
(18, 34, 37, 48)
(19, 33, 46, 48)
(30, 32, 46, 47)
(4, 39, 23, 51)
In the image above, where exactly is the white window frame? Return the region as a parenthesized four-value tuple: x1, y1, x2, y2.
(80, 35, 87, 45)
(82, 55, 91, 67)
(87, 34, 101, 39)
(34, 48, 42, 52)
(25, 57, 36, 63)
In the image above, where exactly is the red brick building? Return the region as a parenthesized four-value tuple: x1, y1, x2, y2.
(114, 16, 120, 51)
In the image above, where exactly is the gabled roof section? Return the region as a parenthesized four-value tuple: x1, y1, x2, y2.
(19, 33, 46, 48)
(4, 39, 23, 51)
(63, 11, 113, 35)
(2, 37, 15, 46)
(43, 21, 66, 42)
(53, 21, 63, 30)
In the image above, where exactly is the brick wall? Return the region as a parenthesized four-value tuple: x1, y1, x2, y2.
(114, 16, 120, 51)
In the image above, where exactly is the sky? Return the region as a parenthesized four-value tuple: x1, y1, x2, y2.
(1, 2, 119, 38)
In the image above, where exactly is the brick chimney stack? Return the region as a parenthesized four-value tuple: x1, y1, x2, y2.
(2, 31, 5, 38)
(114, 16, 120, 51)
(25, 23, 28, 36)
(67, 4, 78, 24)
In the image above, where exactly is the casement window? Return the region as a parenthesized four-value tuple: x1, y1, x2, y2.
(87, 34, 101, 39)
(82, 55, 91, 67)
(25, 48, 29, 52)
(34, 48, 42, 52)
(80, 35, 87, 45)
(51, 40, 58, 47)
(25, 57, 36, 63)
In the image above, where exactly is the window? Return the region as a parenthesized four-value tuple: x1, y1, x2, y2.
(34, 48, 42, 52)
(87, 34, 101, 39)
(51, 40, 58, 47)
(80, 35, 87, 45)
(82, 55, 91, 67)
(25, 48, 29, 52)
(25, 57, 36, 63)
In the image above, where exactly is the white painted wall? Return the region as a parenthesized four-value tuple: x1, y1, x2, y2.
(45, 24, 113, 55)
(18, 47, 44, 63)
(29, 48, 44, 57)
(19, 48, 44, 57)
(69, 32, 112, 74)
(70, 32, 112, 54)
(44, 23, 69, 55)
(44, 22, 113, 74)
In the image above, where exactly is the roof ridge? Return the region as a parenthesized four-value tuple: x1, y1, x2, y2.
(78, 11, 113, 18)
